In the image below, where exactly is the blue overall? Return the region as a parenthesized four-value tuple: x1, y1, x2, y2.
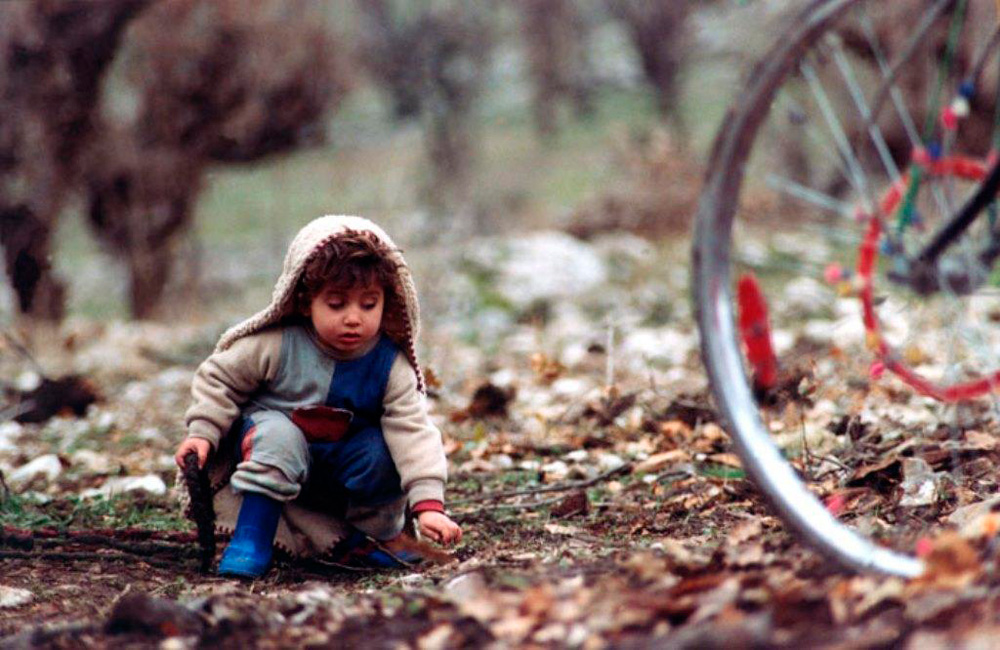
(230, 333, 406, 540)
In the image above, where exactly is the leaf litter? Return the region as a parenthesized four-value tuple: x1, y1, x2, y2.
(2, 233, 1000, 647)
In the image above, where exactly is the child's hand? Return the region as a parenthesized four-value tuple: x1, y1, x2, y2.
(417, 511, 462, 545)
(174, 437, 212, 469)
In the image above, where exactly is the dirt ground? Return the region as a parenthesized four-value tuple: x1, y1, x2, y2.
(5, 379, 1000, 649)
(5, 226, 1000, 648)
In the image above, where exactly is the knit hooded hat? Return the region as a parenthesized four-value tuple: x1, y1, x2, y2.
(216, 214, 425, 390)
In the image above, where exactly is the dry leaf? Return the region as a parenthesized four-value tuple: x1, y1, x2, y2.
(634, 450, 690, 474)
(911, 532, 981, 591)
(707, 452, 742, 468)
(544, 523, 581, 536)
(530, 353, 565, 385)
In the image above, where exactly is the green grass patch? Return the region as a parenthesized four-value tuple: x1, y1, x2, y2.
(1, 492, 190, 532)
(695, 463, 746, 480)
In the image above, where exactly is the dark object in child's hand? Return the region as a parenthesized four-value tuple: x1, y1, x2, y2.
(182, 451, 216, 573)
(292, 405, 353, 442)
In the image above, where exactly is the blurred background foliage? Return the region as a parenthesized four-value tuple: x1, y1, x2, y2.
(0, 0, 752, 324)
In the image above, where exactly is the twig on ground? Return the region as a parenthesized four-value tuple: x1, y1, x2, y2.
(0, 549, 186, 569)
(815, 454, 851, 472)
(0, 328, 45, 376)
(450, 462, 632, 506)
(798, 407, 813, 482)
(0, 621, 98, 648)
(452, 495, 567, 517)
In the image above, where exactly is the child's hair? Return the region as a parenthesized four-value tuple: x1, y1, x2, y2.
(295, 230, 401, 313)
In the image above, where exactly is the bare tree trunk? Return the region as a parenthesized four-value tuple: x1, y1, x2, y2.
(80, 0, 348, 319)
(356, 0, 425, 120)
(607, 0, 692, 146)
(518, 0, 595, 139)
(416, 6, 491, 219)
(0, 0, 149, 321)
(82, 139, 202, 321)
(0, 208, 65, 320)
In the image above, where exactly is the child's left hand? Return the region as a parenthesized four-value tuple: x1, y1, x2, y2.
(417, 511, 462, 545)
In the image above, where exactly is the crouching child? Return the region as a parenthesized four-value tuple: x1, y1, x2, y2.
(174, 215, 461, 578)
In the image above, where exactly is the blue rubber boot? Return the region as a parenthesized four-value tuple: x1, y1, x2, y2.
(218, 492, 282, 578)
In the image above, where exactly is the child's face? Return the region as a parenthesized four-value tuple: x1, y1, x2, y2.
(306, 282, 384, 354)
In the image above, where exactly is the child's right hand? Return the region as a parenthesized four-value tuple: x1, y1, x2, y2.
(174, 437, 212, 469)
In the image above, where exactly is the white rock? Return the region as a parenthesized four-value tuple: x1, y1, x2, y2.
(899, 458, 939, 508)
(81, 474, 168, 499)
(492, 454, 514, 470)
(621, 328, 693, 366)
(0, 585, 33, 609)
(591, 232, 655, 263)
(444, 572, 489, 601)
(771, 329, 795, 356)
(519, 460, 541, 471)
(559, 343, 590, 368)
(473, 231, 608, 309)
(15, 371, 41, 392)
(597, 453, 626, 472)
(783, 277, 832, 316)
(739, 239, 769, 266)
(550, 377, 590, 398)
(19, 491, 52, 504)
(0, 421, 23, 438)
(565, 450, 589, 463)
(541, 460, 569, 480)
(71, 449, 113, 474)
(156, 367, 193, 389)
(489, 368, 517, 388)
(123, 381, 151, 403)
(803, 320, 835, 344)
(138, 427, 165, 442)
(159, 638, 190, 650)
(0, 421, 22, 453)
(94, 410, 116, 430)
(8, 454, 63, 489)
(522, 417, 547, 440)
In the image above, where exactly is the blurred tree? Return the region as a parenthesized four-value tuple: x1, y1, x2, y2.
(417, 4, 492, 213)
(0, 0, 149, 321)
(606, 0, 692, 146)
(81, 0, 349, 318)
(356, 0, 426, 120)
(516, 0, 595, 139)
(1, 0, 351, 321)
(357, 1, 492, 219)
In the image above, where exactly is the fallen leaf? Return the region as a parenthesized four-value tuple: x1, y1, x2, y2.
(634, 450, 690, 474)
(910, 532, 981, 591)
(550, 491, 589, 518)
(707, 453, 742, 468)
(544, 523, 581, 536)
(529, 353, 565, 385)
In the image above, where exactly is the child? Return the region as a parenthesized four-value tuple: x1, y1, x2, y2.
(174, 215, 461, 578)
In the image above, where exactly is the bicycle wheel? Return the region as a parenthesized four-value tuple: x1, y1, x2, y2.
(693, 0, 1000, 577)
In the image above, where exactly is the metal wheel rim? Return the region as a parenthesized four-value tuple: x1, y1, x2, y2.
(691, 0, 924, 578)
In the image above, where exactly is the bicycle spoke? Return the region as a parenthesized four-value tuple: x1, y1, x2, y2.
(864, 0, 952, 131)
(801, 60, 878, 213)
(859, 9, 922, 148)
(826, 34, 902, 183)
(765, 173, 854, 218)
